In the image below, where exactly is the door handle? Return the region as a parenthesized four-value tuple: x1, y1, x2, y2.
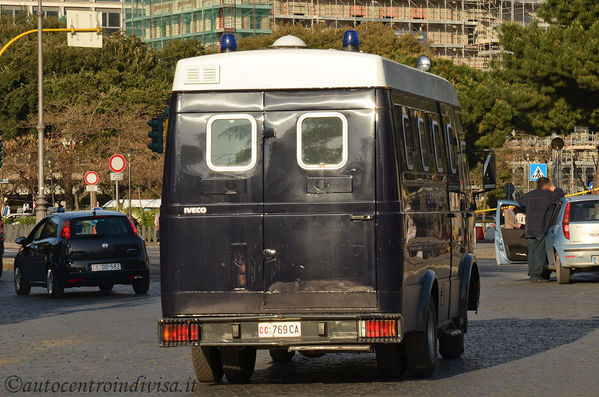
(350, 214, 374, 221)
(263, 249, 277, 258)
(262, 128, 276, 139)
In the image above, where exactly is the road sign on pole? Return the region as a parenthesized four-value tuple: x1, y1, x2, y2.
(529, 163, 547, 181)
(66, 11, 102, 48)
(109, 154, 126, 173)
(84, 171, 99, 185)
(110, 172, 124, 181)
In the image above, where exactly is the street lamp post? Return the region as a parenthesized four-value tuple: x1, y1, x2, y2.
(45, 156, 56, 207)
(34, 0, 47, 222)
(125, 150, 134, 218)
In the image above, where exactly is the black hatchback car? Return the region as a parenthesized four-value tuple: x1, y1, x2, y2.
(13, 211, 150, 298)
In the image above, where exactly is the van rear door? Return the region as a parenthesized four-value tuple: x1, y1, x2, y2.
(262, 91, 377, 310)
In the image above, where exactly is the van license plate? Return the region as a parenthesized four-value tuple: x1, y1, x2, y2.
(593, 256, 599, 265)
(91, 263, 121, 271)
(258, 322, 301, 338)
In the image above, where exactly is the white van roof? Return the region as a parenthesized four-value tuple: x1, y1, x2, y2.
(172, 48, 460, 107)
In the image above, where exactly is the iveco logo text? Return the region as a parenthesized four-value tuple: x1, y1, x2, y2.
(184, 207, 207, 214)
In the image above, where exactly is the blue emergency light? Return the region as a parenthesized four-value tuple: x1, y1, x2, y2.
(220, 33, 237, 53)
(342, 30, 359, 52)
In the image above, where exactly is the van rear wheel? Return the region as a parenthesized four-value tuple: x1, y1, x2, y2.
(191, 346, 223, 383)
(439, 329, 464, 359)
(220, 346, 256, 383)
(405, 299, 438, 377)
(269, 348, 295, 362)
(555, 254, 571, 284)
(375, 343, 406, 378)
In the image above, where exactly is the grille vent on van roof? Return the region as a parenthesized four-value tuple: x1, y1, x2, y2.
(184, 65, 220, 85)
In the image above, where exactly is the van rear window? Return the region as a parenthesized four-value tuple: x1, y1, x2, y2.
(206, 115, 257, 172)
(297, 112, 348, 170)
(70, 217, 133, 239)
(570, 201, 599, 222)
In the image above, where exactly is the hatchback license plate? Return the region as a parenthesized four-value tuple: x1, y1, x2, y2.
(258, 322, 301, 338)
(91, 263, 121, 271)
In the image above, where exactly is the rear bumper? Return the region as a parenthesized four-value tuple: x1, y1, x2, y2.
(158, 314, 402, 347)
(61, 259, 149, 287)
(556, 246, 599, 269)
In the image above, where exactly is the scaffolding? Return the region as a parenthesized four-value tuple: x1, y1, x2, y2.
(123, 0, 273, 50)
(273, 0, 543, 68)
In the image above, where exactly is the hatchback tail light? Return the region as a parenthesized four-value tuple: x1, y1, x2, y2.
(61, 220, 71, 239)
(562, 202, 571, 240)
(126, 217, 138, 235)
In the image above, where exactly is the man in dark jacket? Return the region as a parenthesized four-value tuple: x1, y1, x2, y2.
(518, 177, 565, 282)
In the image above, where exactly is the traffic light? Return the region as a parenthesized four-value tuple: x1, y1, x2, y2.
(147, 117, 163, 153)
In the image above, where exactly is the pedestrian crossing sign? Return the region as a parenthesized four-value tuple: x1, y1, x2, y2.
(529, 163, 547, 181)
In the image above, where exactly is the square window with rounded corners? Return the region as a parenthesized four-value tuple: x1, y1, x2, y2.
(206, 114, 257, 172)
(297, 112, 348, 170)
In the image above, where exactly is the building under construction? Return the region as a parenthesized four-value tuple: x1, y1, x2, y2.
(123, 0, 273, 50)
(122, 0, 543, 68)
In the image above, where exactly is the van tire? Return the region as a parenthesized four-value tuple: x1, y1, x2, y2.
(439, 329, 464, 359)
(555, 254, 571, 284)
(191, 346, 223, 383)
(220, 346, 256, 383)
(375, 343, 406, 378)
(14, 266, 31, 296)
(405, 299, 438, 377)
(269, 348, 295, 362)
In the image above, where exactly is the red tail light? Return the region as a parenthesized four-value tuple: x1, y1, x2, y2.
(126, 217, 138, 235)
(0, 219, 3, 235)
(61, 220, 71, 239)
(160, 321, 201, 345)
(562, 202, 571, 240)
(359, 319, 399, 339)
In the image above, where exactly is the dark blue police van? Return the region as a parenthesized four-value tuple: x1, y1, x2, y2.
(158, 33, 496, 382)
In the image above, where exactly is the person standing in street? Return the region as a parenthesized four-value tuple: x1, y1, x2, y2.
(154, 211, 160, 243)
(518, 177, 565, 282)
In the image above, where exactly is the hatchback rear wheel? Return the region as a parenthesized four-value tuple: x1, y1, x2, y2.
(132, 271, 150, 294)
(47, 268, 64, 298)
(555, 254, 571, 284)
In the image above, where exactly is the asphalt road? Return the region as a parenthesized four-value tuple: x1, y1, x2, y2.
(1, 244, 598, 396)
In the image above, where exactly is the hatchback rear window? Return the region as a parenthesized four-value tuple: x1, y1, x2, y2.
(70, 217, 133, 239)
(570, 201, 599, 222)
